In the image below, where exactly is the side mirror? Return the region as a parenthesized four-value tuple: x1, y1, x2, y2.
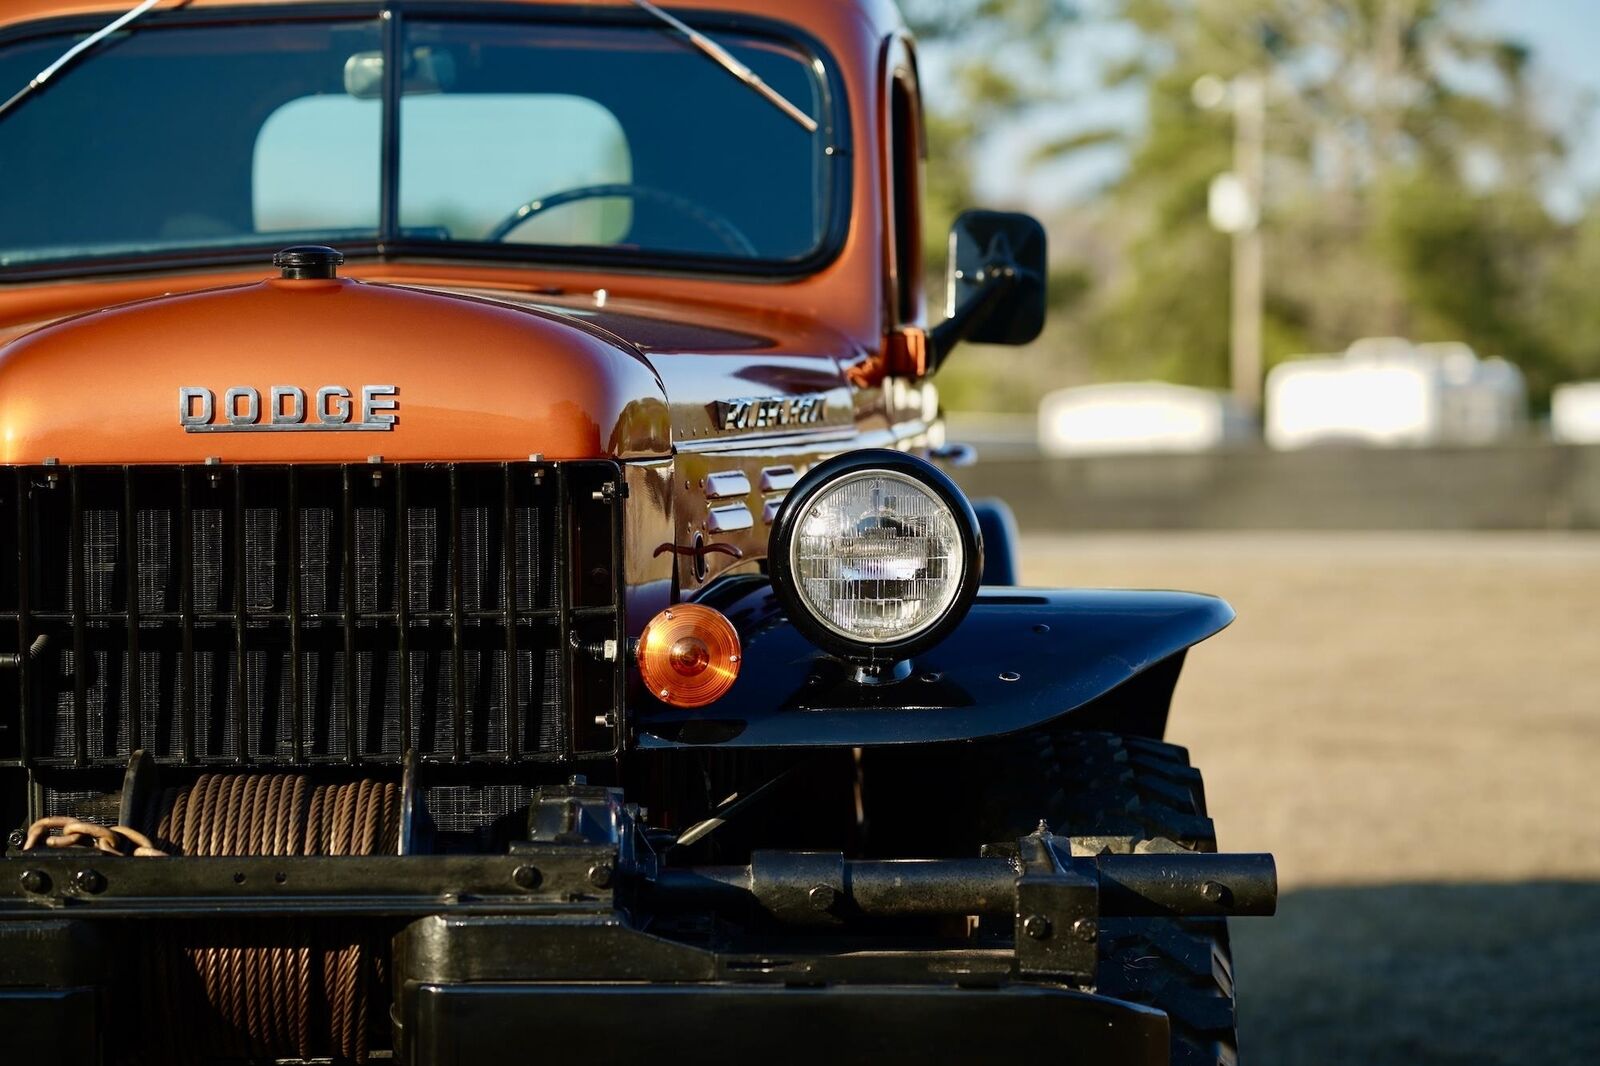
(929, 210, 1047, 368)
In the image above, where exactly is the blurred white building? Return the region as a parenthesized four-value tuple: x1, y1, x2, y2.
(1551, 382, 1600, 444)
(1037, 382, 1255, 456)
(1265, 338, 1526, 450)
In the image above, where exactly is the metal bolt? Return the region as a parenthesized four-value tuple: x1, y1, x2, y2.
(1072, 918, 1097, 942)
(19, 869, 49, 894)
(7, 829, 24, 849)
(587, 862, 614, 889)
(512, 865, 542, 891)
(1022, 914, 1051, 940)
(73, 868, 106, 895)
(1201, 880, 1230, 906)
(808, 883, 839, 912)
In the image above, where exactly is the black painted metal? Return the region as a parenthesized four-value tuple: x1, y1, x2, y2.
(0, 852, 615, 917)
(647, 851, 1276, 925)
(1094, 851, 1279, 917)
(0, 462, 623, 770)
(121, 473, 142, 754)
(645, 580, 1235, 748)
(403, 983, 1171, 1066)
(0, 813, 1269, 1064)
(972, 498, 1020, 586)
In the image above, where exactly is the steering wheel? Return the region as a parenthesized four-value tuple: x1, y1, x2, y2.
(486, 183, 759, 257)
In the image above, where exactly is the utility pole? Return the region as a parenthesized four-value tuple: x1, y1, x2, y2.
(1196, 71, 1267, 417)
(1229, 73, 1265, 416)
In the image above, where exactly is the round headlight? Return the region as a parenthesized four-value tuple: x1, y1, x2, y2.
(769, 450, 982, 659)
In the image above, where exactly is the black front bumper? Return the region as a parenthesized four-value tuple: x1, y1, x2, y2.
(407, 983, 1168, 1065)
(2, 912, 1172, 1066)
(0, 807, 1273, 1065)
(397, 915, 1170, 1065)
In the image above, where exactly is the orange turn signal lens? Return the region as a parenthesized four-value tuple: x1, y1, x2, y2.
(637, 604, 742, 708)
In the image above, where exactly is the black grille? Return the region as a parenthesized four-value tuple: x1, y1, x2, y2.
(0, 462, 624, 768)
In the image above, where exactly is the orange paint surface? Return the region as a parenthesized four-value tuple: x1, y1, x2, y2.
(0, 278, 671, 463)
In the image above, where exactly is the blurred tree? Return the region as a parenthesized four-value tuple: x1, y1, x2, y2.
(901, 0, 1095, 410)
(899, 0, 1078, 274)
(911, 0, 1596, 408)
(1084, 0, 1581, 398)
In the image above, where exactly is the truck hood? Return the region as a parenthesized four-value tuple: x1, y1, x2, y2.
(0, 276, 695, 464)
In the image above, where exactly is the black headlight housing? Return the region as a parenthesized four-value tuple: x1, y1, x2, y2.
(767, 449, 983, 662)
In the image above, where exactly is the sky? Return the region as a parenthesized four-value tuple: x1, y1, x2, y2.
(1479, 0, 1600, 204)
(974, 0, 1600, 219)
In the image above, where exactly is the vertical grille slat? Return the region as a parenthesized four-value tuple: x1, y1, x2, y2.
(178, 471, 196, 763)
(286, 468, 305, 764)
(231, 469, 249, 765)
(13, 468, 33, 763)
(502, 464, 520, 761)
(1, 462, 619, 770)
(395, 467, 412, 756)
(122, 471, 143, 755)
(340, 466, 358, 764)
(67, 469, 88, 768)
(447, 467, 466, 764)
(552, 465, 573, 757)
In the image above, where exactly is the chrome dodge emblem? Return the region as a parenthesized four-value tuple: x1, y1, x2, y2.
(179, 385, 397, 433)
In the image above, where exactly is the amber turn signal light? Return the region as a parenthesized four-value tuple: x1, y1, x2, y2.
(637, 604, 742, 708)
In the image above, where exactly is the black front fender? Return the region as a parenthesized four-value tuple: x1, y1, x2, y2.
(633, 581, 1233, 749)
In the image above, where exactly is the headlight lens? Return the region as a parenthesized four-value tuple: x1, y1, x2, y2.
(791, 470, 965, 642)
(773, 449, 983, 659)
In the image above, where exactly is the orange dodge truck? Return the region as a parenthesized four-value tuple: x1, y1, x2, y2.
(0, 2, 1274, 1063)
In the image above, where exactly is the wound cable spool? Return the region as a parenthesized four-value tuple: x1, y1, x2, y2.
(139, 773, 400, 1064)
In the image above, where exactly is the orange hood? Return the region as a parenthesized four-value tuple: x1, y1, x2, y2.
(0, 276, 672, 464)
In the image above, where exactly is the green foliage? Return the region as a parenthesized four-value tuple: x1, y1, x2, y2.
(913, 0, 1599, 410)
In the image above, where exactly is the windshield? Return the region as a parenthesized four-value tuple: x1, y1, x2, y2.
(0, 14, 840, 274)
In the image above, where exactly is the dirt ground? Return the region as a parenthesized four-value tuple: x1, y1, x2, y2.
(1019, 532, 1600, 1066)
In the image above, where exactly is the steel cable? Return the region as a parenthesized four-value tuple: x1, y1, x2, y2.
(135, 772, 400, 1064)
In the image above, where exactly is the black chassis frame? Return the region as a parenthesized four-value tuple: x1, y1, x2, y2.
(0, 783, 1275, 1065)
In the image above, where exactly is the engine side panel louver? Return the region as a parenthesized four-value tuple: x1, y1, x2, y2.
(0, 462, 623, 768)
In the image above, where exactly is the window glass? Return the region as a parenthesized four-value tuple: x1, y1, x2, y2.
(0, 21, 382, 267)
(0, 17, 835, 269)
(398, 19, 827, 260)
(399, 94, 633, 244)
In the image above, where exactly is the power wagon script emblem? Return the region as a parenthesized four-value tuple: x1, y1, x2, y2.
(179, 385, 398, 433)
(708, 394, 828, 432)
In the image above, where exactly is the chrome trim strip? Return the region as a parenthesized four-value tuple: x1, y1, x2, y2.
(760, 465, 799, 492)
(705, 471, 753, 499)
(707, 504, 755, 533)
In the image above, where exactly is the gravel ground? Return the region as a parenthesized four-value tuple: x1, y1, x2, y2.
(1020, 532, 1600, 1066)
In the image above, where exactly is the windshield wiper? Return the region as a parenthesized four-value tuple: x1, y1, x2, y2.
(0, 0, 164, 122)
(629, 0, 818, 134)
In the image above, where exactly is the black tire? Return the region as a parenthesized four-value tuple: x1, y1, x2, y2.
(965, 730, 1240, 1066)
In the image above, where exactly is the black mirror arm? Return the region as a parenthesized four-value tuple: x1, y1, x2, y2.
(927, 261, 1021, 371)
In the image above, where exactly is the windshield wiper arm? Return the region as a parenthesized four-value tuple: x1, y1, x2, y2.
(630, 0, 818, 134)
(0, 0, 164, 122)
